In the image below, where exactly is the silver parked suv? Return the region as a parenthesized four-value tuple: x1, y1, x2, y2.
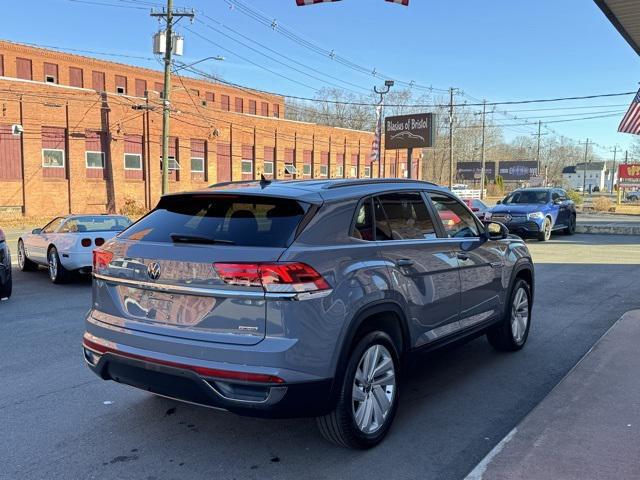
(83, 179, 534, 448)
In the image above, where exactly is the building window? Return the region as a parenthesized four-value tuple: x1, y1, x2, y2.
(248, 100, 257, 115)
(135, 79, 147, 97)
(44, 62, 58, 84)
(167, 157, 180, 171)
(221, 95, 230, 111)
(86, 151, 105, 169)
(273, 104, 280, 118)
(42, 149, 65, 168)
(206, 91, 214, 103)
(16, 58, 32, 80)
(241, 159, 253, 174)
(350, 166, 357, 178)
(261, 102, 269, 117)
(235, 97, 243, 113)
(92, 71, 105, 92)
(263, 161, 274, 175)
(124, 153, 142, 170)
(284, 164, 297, 175)
(154, 81, 164, 98)
(364, 166, 371, 178)
(320, 165, 328, 177)
(337, 165, 344, 177)
(303, 164, 312, 176)
(191, 157, 205, 173)
(115, 75, 127, 95)
(0, 54, 4, 77)
(69, 67, 83, 88)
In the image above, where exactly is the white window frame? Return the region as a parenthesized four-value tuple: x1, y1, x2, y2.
(303, 163, 312, 176)
(284, 164, 297, 175)
(160, 156, 180, 171)
(241, 159, 253, 174)
(350, 166, 357, 178)
(124, 153, 142, 171)
(263, 161, 274, 175)
(190, 156, 205, 173)
(116, 86, 126, 95)
(336, 165, 344, 177)
(319, 165, 328, 177)
(42, 148, 65, 168)
(45, 74, 57, 84)
(364, 166, 371, 178)
(85, 151, 105, 169)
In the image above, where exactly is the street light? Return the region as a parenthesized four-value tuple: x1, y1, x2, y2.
(374, 80, 394, 178)
(173, 56, 225, 73)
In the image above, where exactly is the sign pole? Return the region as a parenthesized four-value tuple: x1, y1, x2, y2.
(407, 148, 413, 179)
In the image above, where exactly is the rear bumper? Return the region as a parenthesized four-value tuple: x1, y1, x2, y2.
(60, 251, 92, 271)
(82, 334, 334, 418)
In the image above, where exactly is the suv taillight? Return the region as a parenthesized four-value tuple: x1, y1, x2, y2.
(214, 262, 330, 293)
(93, 249, 113, 273)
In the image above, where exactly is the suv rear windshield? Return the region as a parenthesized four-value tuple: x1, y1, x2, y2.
(120, 194, 309, 247)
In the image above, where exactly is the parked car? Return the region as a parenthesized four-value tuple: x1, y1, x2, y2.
(18, 214, 132, 283)
(626, 190, 640, 202)
(485, 187, 576, 241)
(461, 198, 489, 220)
(83, 179, 534, 449)
(0, 228, 12, 300)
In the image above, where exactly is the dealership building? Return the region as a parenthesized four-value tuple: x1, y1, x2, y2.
(0, 40, 415, 217)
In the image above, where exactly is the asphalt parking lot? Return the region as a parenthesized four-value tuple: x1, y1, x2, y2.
(2, 233, 640, 480)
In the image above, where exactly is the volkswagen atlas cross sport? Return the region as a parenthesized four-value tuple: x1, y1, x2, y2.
(83, 178, 534, 449)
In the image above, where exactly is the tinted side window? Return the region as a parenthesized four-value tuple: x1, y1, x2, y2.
(376, 192, 436, 241)
(429, 193, 480, 238)
(351, 198, 374, 241)
(551, 190, 561, 201)
(42, 217, 64, 234)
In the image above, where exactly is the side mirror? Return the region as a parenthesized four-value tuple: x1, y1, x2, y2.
(496, 200, 502, 204)
(553, 198, 563, 205)
(32, 228, 42, 234)
(483, 221, 509, 240)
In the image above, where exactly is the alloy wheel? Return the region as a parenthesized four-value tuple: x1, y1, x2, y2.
(510, 287, 529, 343)
(18, 242, 25, 269)
(48, 250, 58, 281)
(352, 344, 396, 434)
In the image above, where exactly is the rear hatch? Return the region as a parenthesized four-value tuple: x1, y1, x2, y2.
(92, 192, 313, 345)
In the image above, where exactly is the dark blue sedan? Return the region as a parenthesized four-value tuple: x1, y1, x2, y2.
(485, 188, 576, 241)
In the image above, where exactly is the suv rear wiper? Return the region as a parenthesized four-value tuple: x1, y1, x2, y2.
(170, 233, 235, 245)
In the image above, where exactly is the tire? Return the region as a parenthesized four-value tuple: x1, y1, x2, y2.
(17, 240, 38, 272)
(629, 196, 639, 202)
(487, 278, 532, 351)
(537, 217, 552, 242)
(317, 331, 400, 449)
(47, 246, 72, 284)
(564, 214, 576, 235)
(0, 272, 11, 299)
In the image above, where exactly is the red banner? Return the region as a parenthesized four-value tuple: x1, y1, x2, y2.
(618, 164, 640, 179)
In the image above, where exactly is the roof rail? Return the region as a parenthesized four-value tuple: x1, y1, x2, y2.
(323, 178, 437, 189)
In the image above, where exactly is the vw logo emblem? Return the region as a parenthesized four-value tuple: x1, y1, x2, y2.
(147, 262, 161, 280)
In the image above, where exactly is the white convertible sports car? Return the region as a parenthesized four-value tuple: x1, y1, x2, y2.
(18, 214, 132, 283)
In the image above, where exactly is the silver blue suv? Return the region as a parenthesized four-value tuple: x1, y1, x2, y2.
(83, 179, 534, 449)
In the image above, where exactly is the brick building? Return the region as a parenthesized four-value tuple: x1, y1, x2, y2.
(0, 41, 415, 217)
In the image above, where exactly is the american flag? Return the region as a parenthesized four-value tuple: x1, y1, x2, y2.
(618, 88, 640, 135)
(296, 0, 408, 5)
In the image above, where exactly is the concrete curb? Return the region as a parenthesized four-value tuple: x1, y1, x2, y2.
(576, 224, 640, 235)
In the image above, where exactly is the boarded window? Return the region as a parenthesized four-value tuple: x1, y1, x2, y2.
(241, 144, 254, 180)
(320, 151, 329, 177)
(154, 81, 164, 97)
(191, 139, 207, 181)
(205, 91, 214, 103)
(351, 154, 359, 177)
(42, 126, 66, 179)
(0, 124, 23, 180)
(303, 150, 312, 177)
(336, 153, 345, 178)
(273, 103, 280, 118)
(92, 71, 105, 92)
(85, 131, 107, 179)
(216, 142, 231, 183)
(235, 97, 243, 113)
(263, 146, 275, 178)
(0, 55, 4, 77)
(43, 62, 58, 83)
(115, 75, 127, 94)
(135, 78, 147, 97)
(248, 100, 257, 115)
(124, 134, 143, 180)
(260, 102, 269, 117)
(69, 67, 83, 88)
(158, 136, 179, 181)
(221, 95, 230, 111)
(16, 58, 32, 80)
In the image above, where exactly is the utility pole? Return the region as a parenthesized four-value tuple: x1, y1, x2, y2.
(579, 138, 590, 196)
(532, 120, 547, 181)
(479, 100, 487, 199)
(373, 80, 393, 178)
(151, 0, 194, 195)
(610, 145, 618, 193)
(448, 87, 456, 189)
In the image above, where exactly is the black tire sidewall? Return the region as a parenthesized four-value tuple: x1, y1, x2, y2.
(507, 279, 532, 348)
(338, 331, 400, 448)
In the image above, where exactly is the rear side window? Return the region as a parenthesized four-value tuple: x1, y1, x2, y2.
(120, 195, 309, 247)
(429, 193, 480, 238)
(351, 198, 374, 240)
(376, 192, 436, 241)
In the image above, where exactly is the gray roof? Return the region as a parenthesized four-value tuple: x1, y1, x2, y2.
(595, 0, 640, 55)
(564, 162, 607, 173)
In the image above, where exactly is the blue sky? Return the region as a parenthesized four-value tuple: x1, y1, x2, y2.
(3, 0, 639, 156)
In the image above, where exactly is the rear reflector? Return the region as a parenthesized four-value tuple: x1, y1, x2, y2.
(81, 238, 92, 247)
(82, 338, 285, 384)
(214, 262, 330, 293)
(92, 249, 113, 273)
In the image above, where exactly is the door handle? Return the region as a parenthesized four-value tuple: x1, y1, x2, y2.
(395, 259, 414, 267)
(456, 252, 469, 261)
